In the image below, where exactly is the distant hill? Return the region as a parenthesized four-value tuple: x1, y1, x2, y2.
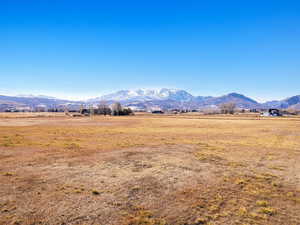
(200, 93, 260, 109)
(1, 89, 299, 111)
(0, 95, 81, 111)
(289, 103, 300, 110)
(262, 95, 300, 109)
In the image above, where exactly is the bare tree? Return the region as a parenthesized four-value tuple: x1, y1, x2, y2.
(220, 102, 236, 114)
(111, 102, 122, 116)
(98, 101, 111, 115)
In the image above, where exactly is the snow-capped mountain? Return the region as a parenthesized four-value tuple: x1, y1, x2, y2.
(87, 89, 263, 110)
(1, 89, 300, 111)
(88, 88, 195, 102)
(86, 89, 300, 110)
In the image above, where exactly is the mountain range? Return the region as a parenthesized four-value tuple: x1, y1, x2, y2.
(1, 88, 300, 111)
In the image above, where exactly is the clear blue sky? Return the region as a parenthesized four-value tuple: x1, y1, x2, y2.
(0, 0, 299, 101)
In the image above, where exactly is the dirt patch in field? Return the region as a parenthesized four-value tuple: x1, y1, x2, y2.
(0, 144, 299, 225)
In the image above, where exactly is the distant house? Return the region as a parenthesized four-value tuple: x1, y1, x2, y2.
(127, 106, 145, 112)
(152, 110, 164, 114)
(262, 109, 282, 117)
(16, 106, 32, 112)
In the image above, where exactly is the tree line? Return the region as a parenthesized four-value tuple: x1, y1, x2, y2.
(81, 102, 133, 116)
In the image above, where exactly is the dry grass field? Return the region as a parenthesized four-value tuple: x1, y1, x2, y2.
(0, 113, 299, 225)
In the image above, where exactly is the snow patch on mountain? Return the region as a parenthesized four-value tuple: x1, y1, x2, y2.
(16, 94, 58, 99)
(88, 88, 195, 102)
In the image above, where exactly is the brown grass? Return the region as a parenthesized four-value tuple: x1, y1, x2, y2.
(0, 113, 299, 225)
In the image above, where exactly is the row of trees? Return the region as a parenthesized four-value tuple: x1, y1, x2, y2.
(95, 101, 236, 115)
(83, 102, 133, 116)
(200, 103, 237, 115)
